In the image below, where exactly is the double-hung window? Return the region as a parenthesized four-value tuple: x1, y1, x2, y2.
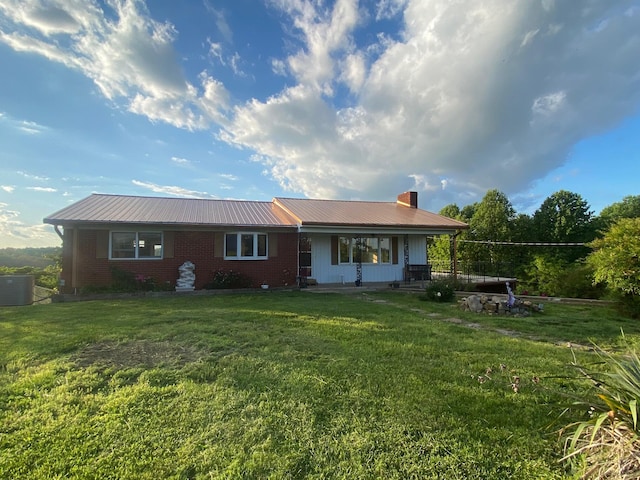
(225, 233, 268, 259)
(111, 232, 163, 259)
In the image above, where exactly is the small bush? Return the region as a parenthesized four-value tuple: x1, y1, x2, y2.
(421, 279, 456, 302)
(81, 267, 169, 293)
(204, 269, 253, 289)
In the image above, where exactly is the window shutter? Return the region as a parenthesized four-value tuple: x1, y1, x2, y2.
(96, 230, 109, 259)
(268, 233, 278, 257)
(331, 236, 338, 265)
(214, 233, 224, 257)
(392, 236, 399, 264)
(163, 231, 174, 258)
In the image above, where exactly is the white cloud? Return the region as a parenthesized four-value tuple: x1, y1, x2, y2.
(170, 156, 190, 165)
(203, 1, 233, 43)
(17, 171, 49, 181)
(1, 185, 15, 193)
(271, 58, 287, 76)
(0, 202, 60, 247)
(131, 180, 215, 198)
(26, 187, 57, 192)
(531, 91, 567, 117)
(277, 0, 360, 93)
(3, 0, 639, 212)
(220, 0, 640, 209)
(219, 174, 238, 181)
(0, 113, 49, 134)
(0, 0, 229, 130)
(338, 53, 366, 93)
(375, 0, 408, 21)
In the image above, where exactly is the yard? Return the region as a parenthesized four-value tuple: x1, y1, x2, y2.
(1, 290, 639, 479)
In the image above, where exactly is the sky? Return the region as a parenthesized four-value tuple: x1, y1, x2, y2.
(1, 0, 639, 248)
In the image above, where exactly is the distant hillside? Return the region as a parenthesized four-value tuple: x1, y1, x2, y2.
(0, 247, 62, 268)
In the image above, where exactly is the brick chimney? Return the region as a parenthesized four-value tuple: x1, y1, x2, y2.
(397, 191, 418, 208)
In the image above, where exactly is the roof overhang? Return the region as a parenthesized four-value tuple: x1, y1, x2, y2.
(298, 225, 465, 235)
(43, 220, 298, 231)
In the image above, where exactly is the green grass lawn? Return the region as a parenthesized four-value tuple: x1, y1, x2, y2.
(1, 290, 638, 479)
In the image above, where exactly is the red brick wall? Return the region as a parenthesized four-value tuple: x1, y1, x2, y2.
(63, 229, 299, 292)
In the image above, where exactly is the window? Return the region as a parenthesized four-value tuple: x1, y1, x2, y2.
(111, 232, 162, 259)
(339, 237, 391, 264)
(225, 233, 268, 259)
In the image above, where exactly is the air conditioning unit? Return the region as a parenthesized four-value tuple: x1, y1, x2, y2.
(0, 275, 35, 306)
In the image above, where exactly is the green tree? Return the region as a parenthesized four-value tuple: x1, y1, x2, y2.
(598, 195, 640, 228)
(510, 213, 535, 273)
(532, 190, 595, 262)
(460, 203, 477, 223)
(464, 190, 515, 273)
(427, 204, 463, 272)
(587, 218, 640, 316)
(439, 203, 461, 220)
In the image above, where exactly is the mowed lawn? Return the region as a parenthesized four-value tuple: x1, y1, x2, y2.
(1, 290, 639, 479)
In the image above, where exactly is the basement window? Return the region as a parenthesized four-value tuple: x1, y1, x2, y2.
(225, 233, 268, 260)
(111, 232, 163, 259)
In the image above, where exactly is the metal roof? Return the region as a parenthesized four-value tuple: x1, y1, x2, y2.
(44, 194, 298, 227)
(44, 193, 468, 231)
(274, 197, 468, 229)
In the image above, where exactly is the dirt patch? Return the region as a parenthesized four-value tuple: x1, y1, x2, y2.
(72, 340, 206, 369)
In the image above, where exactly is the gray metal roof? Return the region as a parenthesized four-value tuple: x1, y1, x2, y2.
(44, 194, 298, 227)
(44, 193, 468, 231)
(274, 197, 468, 229)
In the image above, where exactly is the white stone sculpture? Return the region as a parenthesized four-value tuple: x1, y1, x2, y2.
(176, 261, 196, 291)
(506, 281, 516, 307)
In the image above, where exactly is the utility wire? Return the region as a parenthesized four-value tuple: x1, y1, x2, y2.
(458, 240, 586, 246)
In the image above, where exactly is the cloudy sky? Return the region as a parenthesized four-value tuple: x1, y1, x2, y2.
(1, 0, 639, 248)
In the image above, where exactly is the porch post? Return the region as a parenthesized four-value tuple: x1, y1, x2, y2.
(355, 235, 362, 286)
(452, 231, 459, 279)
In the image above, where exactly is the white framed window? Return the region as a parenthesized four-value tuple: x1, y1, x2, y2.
(225, 233, 268, 260)
(338, 236, 391, 264)
(110, 232, 163, 259)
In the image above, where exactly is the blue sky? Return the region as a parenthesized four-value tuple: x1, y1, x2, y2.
(1, 0, 639, 248)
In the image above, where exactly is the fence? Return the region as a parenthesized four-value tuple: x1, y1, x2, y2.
(429, 260, 517, 284)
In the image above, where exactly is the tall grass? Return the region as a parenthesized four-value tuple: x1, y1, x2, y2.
(1, 291, 638, 479)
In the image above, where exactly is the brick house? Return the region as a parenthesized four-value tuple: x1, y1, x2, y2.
(43, 191, 467, 293)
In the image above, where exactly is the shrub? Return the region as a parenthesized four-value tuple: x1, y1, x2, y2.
(421, 279, 456, 302)
(588, 218, 640, 316)
(80, 267, 169, 293)
(204, 269, 253, 289)
(559, 341, 640, 478)
(520, 256, 604, 299)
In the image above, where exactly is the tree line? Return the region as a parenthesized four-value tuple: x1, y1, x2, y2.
(0, 247, 62, 290)
(429, 190, 640, 313)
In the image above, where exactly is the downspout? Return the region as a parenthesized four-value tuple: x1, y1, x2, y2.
(54, 224, 64, 241)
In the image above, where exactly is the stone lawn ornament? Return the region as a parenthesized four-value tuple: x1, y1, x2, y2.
(176, 261, 196, 291)
(506, 281, 516, 307)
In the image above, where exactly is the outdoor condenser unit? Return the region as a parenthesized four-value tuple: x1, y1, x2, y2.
(0, 275, 34, 306)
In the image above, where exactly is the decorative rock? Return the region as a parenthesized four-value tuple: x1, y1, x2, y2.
(459, 293, 540, 317)
(466, 295, 483, 313)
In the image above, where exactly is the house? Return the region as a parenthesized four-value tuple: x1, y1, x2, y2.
(43, 191, 468, 293)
